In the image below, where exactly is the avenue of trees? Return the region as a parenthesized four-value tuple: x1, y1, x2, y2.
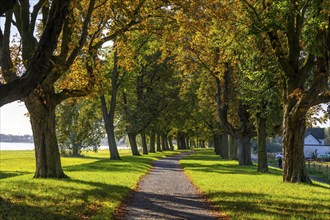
(0, 0, 329, 184)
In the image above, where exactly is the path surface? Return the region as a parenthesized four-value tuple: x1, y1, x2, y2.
(120, 152, 221, 219)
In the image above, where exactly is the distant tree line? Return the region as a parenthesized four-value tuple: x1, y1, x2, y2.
(0, 134, 33, 143)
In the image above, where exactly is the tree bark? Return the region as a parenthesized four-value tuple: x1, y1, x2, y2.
(156, 133, 162, 152)
(238, 135, 253, 166)
(161, 133, 167, 151)
(101, 95, 121, 160)
(101, 44, 122, 160)
(141, 132, 148, 155)
(213, 133, 220, 155)
(177, 132, 187, 150)
(257, 115, 268, 172)
(282, 106, 311, 183)
(25, 93, 66, 178)
(0, 0, 70, 106)
(228, 135, 234, 159)
(128, 132, 140, 156)
(219, 133, 229, 159)
(165, 135, 170, 150)
(201, 140, 206, 148)
(72, 143, 80, 157)
(149, 132, 156, 153)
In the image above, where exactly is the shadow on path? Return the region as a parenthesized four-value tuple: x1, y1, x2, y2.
(119, 152, 223, 220)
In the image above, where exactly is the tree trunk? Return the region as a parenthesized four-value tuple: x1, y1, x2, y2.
(186, 137, 190, 149)
(228, 135, 234, 159)
(177, 132, 186, 150)
(101, 95, 121, 160)
(220, 133, 229, 159)
(238, 135, 252, 166)
(141, 132, 148, 155)
(282, 107, 311, 183)
(72, 143, 80, 157)
(100, 45, 121, 160)
(156, 133, 162, 152)
(257, 115, 268, 172)
(25, 94, 66, 178)
(128, 132, 140, 156)
(69, 130, 80, 157)
(201, 140, 206, 148)
(165, 135, 170, 150)
(149, 132, 156, 153)
(161, 133, 167, 151)
(168, 136, 174, 151)
(232, 137, 238, 160)
(213, 133, 220, 155)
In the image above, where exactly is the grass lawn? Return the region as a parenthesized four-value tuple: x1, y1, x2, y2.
(181, 150, 330, 220)
(0, 149, 178, 219)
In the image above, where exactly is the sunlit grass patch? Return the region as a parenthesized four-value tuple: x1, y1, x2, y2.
(181, 150, 330, 220)
(0, 149, 178, 219)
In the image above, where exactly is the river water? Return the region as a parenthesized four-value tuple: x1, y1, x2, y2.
(0, 142, 129, 151)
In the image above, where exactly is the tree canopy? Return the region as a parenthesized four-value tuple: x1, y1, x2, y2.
(0, 0, 329, 183)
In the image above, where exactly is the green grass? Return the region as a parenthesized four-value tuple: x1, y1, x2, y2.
(181, 150, 330, 220)
(0, 149, 178, 219)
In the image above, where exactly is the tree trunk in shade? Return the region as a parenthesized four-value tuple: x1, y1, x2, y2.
(128, 132, 140, 156)
(149, 132, 156, 153)
(257, 114, 268, 172)
(141, 132, 148, 155)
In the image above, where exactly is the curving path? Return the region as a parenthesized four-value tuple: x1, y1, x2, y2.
(118, 152, 222, 219)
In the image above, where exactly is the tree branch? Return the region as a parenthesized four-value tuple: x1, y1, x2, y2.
(0, 0, 70, 106)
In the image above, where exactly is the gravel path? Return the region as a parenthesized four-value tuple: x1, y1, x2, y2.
(119, 152, 222, 219)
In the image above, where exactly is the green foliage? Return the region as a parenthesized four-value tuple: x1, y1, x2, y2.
(181, 150, 330, 220)
(116, 30, 180, 135)
(56, 98, 105, 156)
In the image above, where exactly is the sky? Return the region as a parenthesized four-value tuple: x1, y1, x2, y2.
(0, 102, 32, 135)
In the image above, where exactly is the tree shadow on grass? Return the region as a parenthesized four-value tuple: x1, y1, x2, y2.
(182, 162, 283, 176)
(0, 171, 32, 180)
(1, 179, 133, 219)
(0, 198, 75, 220)
(207, 191, 330, 219)
(63, 159, 151, 172)
(63, 156, 154, 173)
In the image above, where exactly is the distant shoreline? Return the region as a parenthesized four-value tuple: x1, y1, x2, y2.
(0, 134, 33, 143)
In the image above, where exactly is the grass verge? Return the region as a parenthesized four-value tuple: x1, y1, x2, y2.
(181, 150, 330, 220)
(0, 149, 177, 219)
